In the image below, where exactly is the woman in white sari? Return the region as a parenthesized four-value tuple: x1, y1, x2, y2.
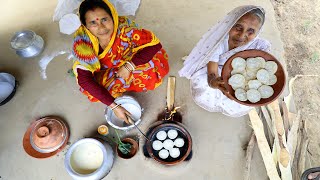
(179, 5, 271, 117)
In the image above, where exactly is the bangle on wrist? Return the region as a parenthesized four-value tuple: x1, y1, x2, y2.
(111, 103, 121, 110)
(124, 64, 132, 72)
(126, 61, 135, 71)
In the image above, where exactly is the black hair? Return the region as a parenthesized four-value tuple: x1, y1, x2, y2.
(79, 0, 113, 26)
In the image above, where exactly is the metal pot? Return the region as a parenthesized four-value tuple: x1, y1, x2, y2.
(10, 30, 44, 58)
(64, 138, 114, 180)
(105, 96, 143, 131)
(0, 72, 17, 106)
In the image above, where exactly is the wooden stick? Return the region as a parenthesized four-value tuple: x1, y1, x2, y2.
(268, 100, 285, 137)
(298, 137, 309, 178)
(298, 120, 309, 178)
(244, 132, 256, 180)
(166, 76, 176, 111)
(282, 101, 290, 141)
(261, 106, 274, 135)
(287, 111, 300, 167)
(248, 109, 281, 180)
(292, 124, 302, 180)
(268, 100, 293, 180)
(261, 106, 275, 146)
(271, 141, 278, 165)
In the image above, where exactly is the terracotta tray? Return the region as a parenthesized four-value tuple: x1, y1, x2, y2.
(23, 117, 69, 158)
(221, 49, 286, 107)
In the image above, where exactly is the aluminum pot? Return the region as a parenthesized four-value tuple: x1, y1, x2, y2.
(0, 72, 17, 106)
(64, 138, 114, 180)
(105, 96, 143, 131)
(10, 30, 44, 58)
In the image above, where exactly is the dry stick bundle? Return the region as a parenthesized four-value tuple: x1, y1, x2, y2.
(267, 100, 292, 180)
(286, 111, 300, 167)
(283, 75, 313, 179)
(248, 109, 281, 180)
(298, 120, 309, 178)
(260, 106, 279, 166)
(244, 132, 256, 180)
(281, 101, 291, 140)
(261, 106, 275, 147)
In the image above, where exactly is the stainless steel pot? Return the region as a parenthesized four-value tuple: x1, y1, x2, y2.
(64, 138, 114, 180)
(105, 96, 143, 131)
(10, 30, 44, 58)
(0, 72, 17, 106)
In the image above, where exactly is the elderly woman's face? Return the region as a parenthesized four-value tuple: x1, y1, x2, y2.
(85, 7, 114, 41)
(228, 13, 262, 50)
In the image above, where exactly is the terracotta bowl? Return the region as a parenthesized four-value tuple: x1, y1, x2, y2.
(221, 49, 286, 107)
(116, 138, 139, 159)
(146, 121, 192, 166)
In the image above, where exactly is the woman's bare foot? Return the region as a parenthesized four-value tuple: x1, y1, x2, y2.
(308, 172, 320, 179)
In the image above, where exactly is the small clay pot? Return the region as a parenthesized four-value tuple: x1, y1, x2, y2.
(116, 138, 139, 159)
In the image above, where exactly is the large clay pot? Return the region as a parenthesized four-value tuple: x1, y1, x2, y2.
(116, 138, 139, 159)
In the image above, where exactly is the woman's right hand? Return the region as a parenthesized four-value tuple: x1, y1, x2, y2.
(209, 76, 224, 89)
(209, 76, 233, 99)
(112, 105, 131, 124)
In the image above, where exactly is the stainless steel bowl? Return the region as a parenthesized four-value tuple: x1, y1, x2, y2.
(10, 30, 44, 58)
(64, 138, 114, 180)
(105, 96, 143, 131)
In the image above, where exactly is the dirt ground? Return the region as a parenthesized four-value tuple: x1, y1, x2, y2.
(271, 0, 320, 169)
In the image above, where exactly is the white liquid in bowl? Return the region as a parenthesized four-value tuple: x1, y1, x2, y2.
(70, 142, 104, 174)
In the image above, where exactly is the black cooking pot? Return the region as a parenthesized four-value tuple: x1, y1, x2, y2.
(145, 116, 192, 165)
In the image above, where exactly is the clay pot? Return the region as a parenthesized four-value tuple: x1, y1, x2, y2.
(116, 138, 139, 159)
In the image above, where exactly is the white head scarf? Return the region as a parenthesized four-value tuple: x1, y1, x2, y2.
(179, 5, 266, 79)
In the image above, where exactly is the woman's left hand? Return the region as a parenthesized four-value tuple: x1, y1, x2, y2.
(116, 65, 131, 79)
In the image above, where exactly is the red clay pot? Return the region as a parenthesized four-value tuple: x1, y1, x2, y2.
(116, 138, 139, 159)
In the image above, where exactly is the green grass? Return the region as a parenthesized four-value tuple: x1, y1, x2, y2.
(310, 52, 319, 63)
(303, 20, 313, 34)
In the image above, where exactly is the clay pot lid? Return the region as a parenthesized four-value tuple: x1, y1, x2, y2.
(23, 117, 70, 158)
(30, 117, 68, 152)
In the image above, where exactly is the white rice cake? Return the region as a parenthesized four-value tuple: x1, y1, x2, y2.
(266, 74, 277, 85)
(248, 80, 262, 89)
(265, 61, 278, 74)
(246, 89, 261, 103)
(231, 57, 246, 72)
(228, 74, 246, 89)
(235, 88, 247, 101)
(255, 57, 266, 68)
(246, 57, 261, 70)
(258, 85, 274, 98)
(256, 69, 270, 85)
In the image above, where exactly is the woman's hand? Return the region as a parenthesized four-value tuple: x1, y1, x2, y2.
(112, 105, 132, 124)
(209, 75, 233, 99)
(116, 65, 131, 79)
(208, 75, 224, 89)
